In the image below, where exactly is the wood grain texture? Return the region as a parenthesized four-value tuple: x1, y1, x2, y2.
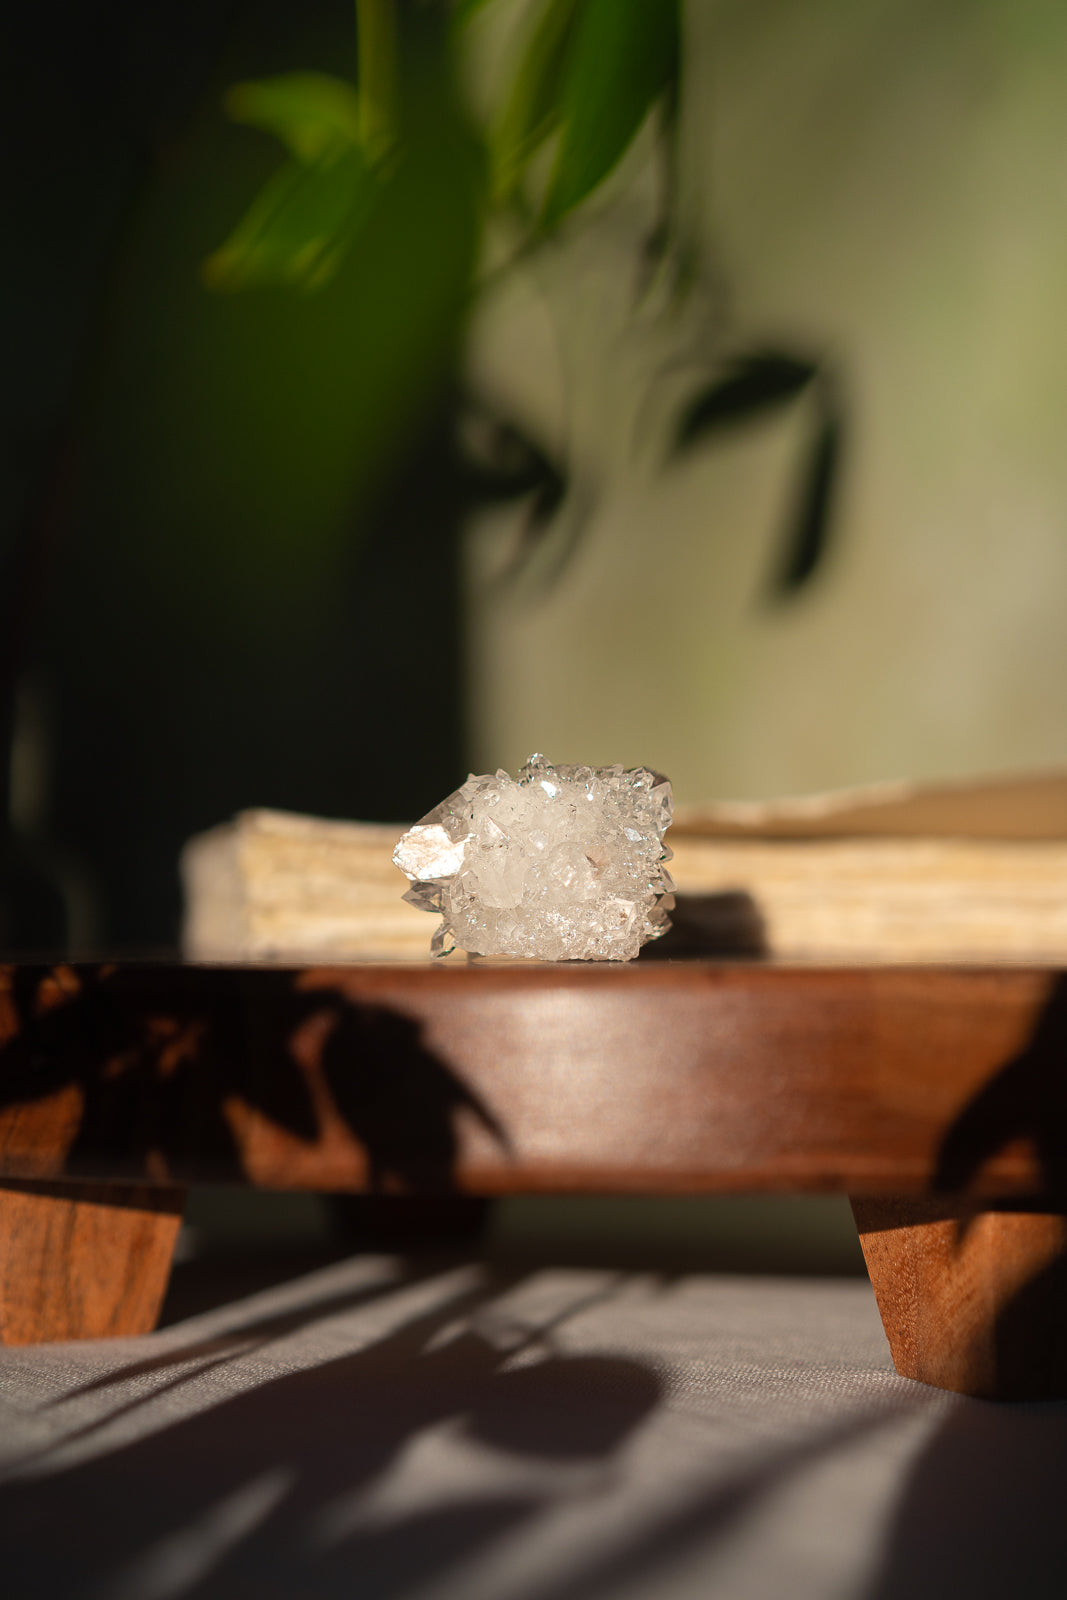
(851, 1197, 1067, 1399)
(0, 961, 1064, 1196)
(0, 1180, 185, 1345)
(2, 961, 1067, 1384)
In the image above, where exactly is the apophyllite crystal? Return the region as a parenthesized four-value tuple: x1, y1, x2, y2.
(393, 754, 675, 960)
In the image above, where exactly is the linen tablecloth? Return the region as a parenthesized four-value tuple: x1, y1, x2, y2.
(2, 1253, 1066, 1599)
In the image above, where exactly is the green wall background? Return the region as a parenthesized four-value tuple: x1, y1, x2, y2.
(465, 0, 1067, 803)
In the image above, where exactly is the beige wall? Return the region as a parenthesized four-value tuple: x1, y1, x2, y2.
(463, 0, 1067, 805)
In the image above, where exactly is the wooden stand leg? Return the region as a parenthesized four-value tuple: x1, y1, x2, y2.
(0, 1180, 186, 1346)
(850, 1196, 1067, 1400)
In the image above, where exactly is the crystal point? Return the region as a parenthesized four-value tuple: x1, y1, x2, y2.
(393, 755, 674, 961)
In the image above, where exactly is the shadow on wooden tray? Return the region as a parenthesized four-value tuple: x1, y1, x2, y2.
(854, 972, 1067, 1400)
(0, 963, 507, 1188)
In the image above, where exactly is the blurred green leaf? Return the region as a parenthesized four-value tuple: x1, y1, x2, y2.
(203, 145, 375, 291)
(355, 0, 399, 163)
(208, 71, 375, 292)
(110, 37, 486, 618)
(542, 0, 679, 228)
(674, 352, 820, 450)
(224, 72, 362, 164)
(491, 0, 578, 202)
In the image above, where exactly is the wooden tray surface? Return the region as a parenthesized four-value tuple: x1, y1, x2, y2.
(1, 961, 1064, 1198)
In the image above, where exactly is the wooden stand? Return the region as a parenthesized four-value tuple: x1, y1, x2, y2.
(2, 960, 1067, 1389)
(0, 1180, 185, 1346)
(851, 1197, 1067, 1400)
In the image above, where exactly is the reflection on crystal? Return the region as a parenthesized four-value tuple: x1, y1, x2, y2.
(393, 753, 675, 960)
(402, 882, 443, 914)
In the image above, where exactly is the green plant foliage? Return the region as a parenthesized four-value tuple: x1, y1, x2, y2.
(490, 0, 579, 202)
(203, 146, 375, 292)
(206, 2, 685, 291)
(90, 37, 484, 633)
(542, 0, 679, 227)
(203, 73, 376, 292)
(223, 72, 363, 162)
(192, 1, 840, 603)
(355, 0, 398, 161)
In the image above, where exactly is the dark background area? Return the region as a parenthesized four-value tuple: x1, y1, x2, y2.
(3, 0, 467, 955)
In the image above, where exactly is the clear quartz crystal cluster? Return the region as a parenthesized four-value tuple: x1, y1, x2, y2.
(393, 754, 675, 961)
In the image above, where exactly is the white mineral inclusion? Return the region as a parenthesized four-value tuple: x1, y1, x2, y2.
(393, 753, 675, 960)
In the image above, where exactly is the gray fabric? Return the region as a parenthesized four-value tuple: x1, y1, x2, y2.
(1, 1257, 1065, 1599)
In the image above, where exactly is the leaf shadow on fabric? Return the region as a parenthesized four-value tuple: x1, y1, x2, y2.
(0, 1269, 663, 1600)
(860, 1396, 1067, 1600)
(27, 1260, 441, 1466)
(488, 1389, 931, 1600)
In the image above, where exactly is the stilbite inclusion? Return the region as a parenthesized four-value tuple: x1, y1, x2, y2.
(393, 754, 675, 960)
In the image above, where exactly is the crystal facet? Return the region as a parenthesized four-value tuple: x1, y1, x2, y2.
(393, 754, 675, 960)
